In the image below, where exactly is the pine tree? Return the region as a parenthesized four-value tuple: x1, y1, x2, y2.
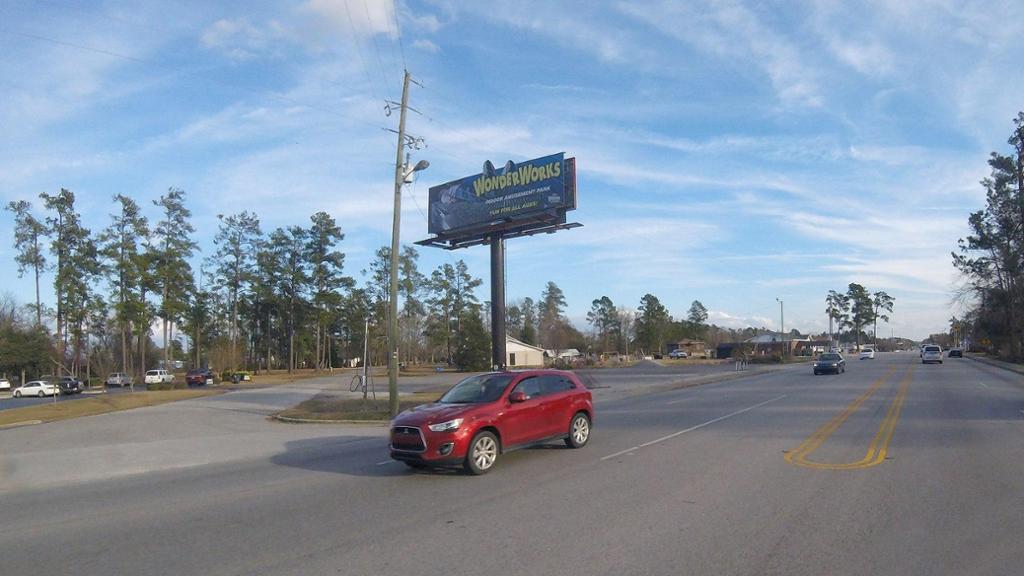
(305, 212, 349, 370)
(5, 200, 48, 327)
(40, 189, 97, 375)
(636, 293, 670, 355)
(209, 211, 262, 371)
(152, 188, 197, 371)
(99, 194, 149, 376)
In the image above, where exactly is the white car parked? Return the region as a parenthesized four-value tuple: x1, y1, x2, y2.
(0, 377, 11, 391)
(13, 380, 59, 398)
(144, 369, 174, 384)
(859, 347, 876, 360)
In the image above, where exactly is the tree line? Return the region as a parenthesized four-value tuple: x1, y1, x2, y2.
(824, 283, 895, 347)
(4, 187, 846, 382)
(3, 189, 495, 381)
(954, 111, 1024, 360)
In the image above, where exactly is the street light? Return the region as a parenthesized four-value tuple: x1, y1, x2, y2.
(776, 298, 784, 356)
(404, 159, 429, 183)
(388, 154, 429, 417)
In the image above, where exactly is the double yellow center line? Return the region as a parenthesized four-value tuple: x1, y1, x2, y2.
(785, 365, 913, 470)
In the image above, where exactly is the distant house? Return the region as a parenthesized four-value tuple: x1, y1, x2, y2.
(669, 339, 709, 358)
(506, 337, 546, 368)
(545, 348, 581, 361)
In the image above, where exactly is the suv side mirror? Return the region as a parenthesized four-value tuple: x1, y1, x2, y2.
(509, 391, 528, 403)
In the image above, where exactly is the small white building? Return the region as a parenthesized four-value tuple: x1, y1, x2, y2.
(545, 348, 582, 361)
(506, 336, 546, 368)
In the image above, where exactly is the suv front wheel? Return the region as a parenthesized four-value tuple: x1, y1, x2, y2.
(565, 413, 591, 448)
(464, 431, 499, 475)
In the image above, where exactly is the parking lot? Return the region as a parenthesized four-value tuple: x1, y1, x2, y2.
(0, 384, 136, 412)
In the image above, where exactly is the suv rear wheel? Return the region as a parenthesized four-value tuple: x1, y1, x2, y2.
(565, 412, 591, 448)
(464, 431, 499, 475)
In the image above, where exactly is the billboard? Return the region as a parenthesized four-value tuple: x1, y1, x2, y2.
(427, 153, 575, 238)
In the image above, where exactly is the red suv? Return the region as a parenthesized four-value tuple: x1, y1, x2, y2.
(389, 370, 594, 474)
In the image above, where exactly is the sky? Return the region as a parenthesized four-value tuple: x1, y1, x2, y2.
(2, 0, 1022, 342)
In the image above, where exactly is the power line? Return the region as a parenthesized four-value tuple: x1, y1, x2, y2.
(361, 0, 399, 98)
(342, 0, 386, 104)
(390, 0, 408, 72)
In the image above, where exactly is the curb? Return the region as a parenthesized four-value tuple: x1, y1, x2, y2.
(967, 354, 1024, 376)
(0, 420, 43, 430)
(272, 415, 388, 425)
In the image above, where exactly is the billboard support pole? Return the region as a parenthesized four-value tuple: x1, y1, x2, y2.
(490, 235, 507, 370)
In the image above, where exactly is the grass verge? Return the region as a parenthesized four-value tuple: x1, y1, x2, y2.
(276, 392, 439, 422)
(0, 389, 223, 427)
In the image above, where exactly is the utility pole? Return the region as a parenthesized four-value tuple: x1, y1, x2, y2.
(776, 297, 785, 356)
(387, 71, 429, 416)
(388, 71, 411, 418)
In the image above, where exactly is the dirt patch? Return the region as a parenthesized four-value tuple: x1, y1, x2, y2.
(275, 392, 439, 422)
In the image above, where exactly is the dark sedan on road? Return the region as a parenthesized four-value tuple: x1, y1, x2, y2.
(813, 353, 846, 375)
(390, 370, 594, 475)
(948, 348, 963, 358)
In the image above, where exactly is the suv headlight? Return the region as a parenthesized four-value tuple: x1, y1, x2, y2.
(428, 418, 463, 432)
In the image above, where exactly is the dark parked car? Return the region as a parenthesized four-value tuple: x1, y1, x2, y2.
(813, 353, 846, 375)
(948, 349, 963, 358)
(389, 370, 594, 474)
(42, 375, 83, 395)
(185, 368, 215, 387)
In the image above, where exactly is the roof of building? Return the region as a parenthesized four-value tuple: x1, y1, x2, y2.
(506, 336, 545, 353)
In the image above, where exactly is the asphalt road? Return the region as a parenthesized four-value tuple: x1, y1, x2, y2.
(0, 385, 135, 411)
(2, 353, 1024, 575)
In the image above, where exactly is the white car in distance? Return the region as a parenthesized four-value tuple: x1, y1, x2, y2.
(859, 347, 876, 360)
(144, 369, 174, 384)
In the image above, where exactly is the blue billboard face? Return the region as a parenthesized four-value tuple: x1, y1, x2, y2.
(428, 153, 571, 237)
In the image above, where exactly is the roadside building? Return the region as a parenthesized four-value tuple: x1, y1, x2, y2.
(668, 339, 710, 358)
(545, 348, 581, 362)
(506, 336, 546, 368)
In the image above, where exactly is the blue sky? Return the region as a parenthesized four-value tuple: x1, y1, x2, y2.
(2, 0, 1022, 341)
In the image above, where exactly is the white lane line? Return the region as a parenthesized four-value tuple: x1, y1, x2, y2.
(666, 396, 695, 405)
(977, 381, 989, 389)
(376, 460, 396, 466)
(600, 394, 788, 462)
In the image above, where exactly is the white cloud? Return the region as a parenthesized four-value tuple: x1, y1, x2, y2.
(708, 310, 775, 330)
(412, 39, 440, 53)
(617, 1, 822, 107)
(199, 18, 289, 60)
(300, 0, 397, 38)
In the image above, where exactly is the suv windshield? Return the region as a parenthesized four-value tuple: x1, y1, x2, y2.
(819, 354, 841, 361)
(924, 346, 940, 352)
(438, 374, 514, 404)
